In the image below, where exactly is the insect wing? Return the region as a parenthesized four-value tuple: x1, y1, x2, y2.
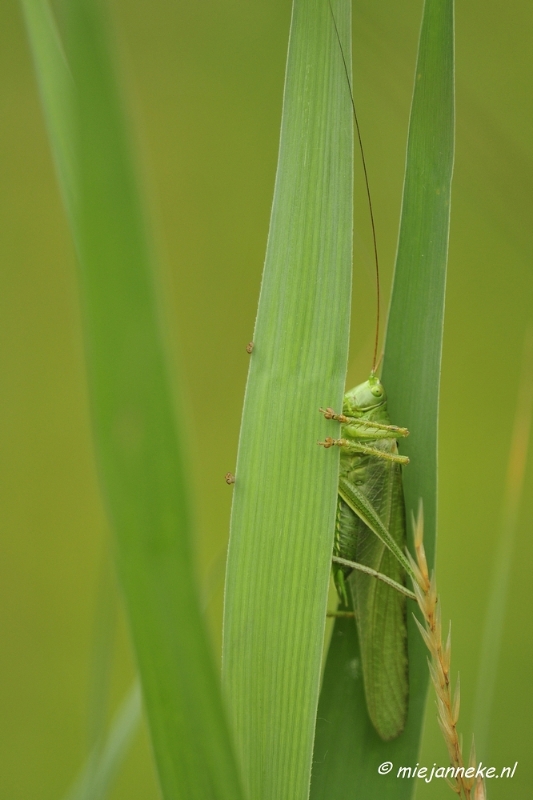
(343, 440, 408, 740)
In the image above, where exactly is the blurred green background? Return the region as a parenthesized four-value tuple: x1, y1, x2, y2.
(0, 0, 531, 798)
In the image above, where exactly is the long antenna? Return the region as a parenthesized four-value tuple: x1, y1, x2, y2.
(328, 1, 381, 375)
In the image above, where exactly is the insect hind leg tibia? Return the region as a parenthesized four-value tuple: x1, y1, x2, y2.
(332, 555, 416, 600)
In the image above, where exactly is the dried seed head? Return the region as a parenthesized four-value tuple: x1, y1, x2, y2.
(445, 776, 460, 794)
(430, 653, 447, 693)
(429, 571, 438, 609)
(468, 736, 477, 769)
(413, 614, 432, 650)
(437, 716, 457, 764)
(443, 621, 452, 673)
(407, 549, 424, 587)
(452, 675, 461, 725)
(409, 503, 476, 799)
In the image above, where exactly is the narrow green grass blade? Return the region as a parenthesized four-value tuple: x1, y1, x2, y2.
(472, 331, 533, 758)
(22, 1, 245, 797)
(311, 1, 454, 796)
(20, 0, 75, 216)
(222, 0, 353, 798)
(63, 682, 142, 800)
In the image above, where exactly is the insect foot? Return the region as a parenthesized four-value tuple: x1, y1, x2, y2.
(317, 437, 348, 449)
(319, 407, 348, 422)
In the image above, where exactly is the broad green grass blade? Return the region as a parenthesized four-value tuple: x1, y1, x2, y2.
(222, 0, 353, 798)
(22, 1, 245, 797)
(311, 1, 454, 797)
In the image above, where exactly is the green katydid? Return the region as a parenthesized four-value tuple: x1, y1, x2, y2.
(319, 379, 415, 741)
(319, 4, 417, 742)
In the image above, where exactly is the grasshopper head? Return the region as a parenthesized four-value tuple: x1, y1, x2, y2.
(344, 375, 387, 413)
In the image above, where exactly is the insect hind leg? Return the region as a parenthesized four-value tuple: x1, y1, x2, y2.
(318, 437, 409, 465)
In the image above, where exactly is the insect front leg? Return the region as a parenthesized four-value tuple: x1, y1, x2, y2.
(320, 407, 409, 438)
